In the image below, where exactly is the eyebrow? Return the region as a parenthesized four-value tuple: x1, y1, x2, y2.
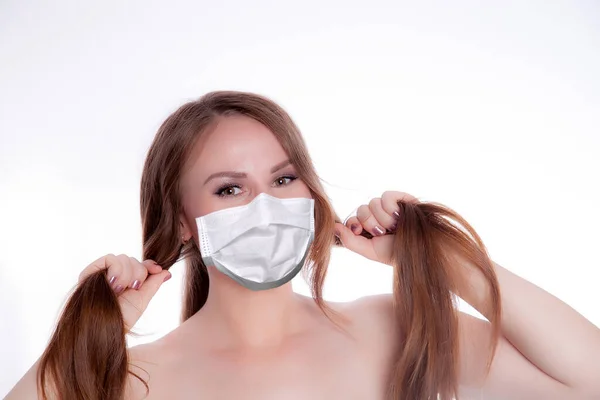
(270, 159, 291, 173)
(203, 171, 246, 184)
(203, 160, 292, 185)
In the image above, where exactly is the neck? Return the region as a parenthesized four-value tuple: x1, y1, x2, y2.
(193, 267, 308, 349)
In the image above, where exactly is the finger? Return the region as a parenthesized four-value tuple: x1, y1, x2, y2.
(334, 223, 377, 261)
(79, 253, 125, 287)
(136, 269, 172, 306)
(78, 253, 114, 283)
(127, 257, 149, 291)
(343, 216, 363, 235)
(357, 204, 386, 237)
(368, 198, 397, 232)
(381, 191, 418, 218)
(110, 254, 133, 295)
(142, 259, 163, 275)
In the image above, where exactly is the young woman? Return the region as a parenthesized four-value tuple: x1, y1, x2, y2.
(7, 91, 600, 400)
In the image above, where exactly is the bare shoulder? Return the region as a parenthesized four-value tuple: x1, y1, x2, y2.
(4, 358, 46, 400)
(124, 334, 178, 400)
(328, 294, 400, 359)
(339, 293, 397, 334)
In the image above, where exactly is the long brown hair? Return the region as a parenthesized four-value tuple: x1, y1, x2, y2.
(37, 91, 501, 400)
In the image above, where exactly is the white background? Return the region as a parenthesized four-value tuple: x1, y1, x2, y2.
(1, 0, 599, 396)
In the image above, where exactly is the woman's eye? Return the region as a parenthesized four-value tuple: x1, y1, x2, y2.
(216, 185, 242, 197)
(273, 176, 297, 187)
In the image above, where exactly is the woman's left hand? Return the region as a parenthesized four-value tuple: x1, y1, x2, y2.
(334, 191, 419, 265)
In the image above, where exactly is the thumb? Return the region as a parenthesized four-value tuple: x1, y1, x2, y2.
(334, 222, 377, 261)
(138, 269, 172, 304)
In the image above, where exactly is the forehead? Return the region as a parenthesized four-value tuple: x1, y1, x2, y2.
(186, 115, 289, 174)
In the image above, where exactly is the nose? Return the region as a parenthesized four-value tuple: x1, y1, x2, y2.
(248, 189, 275, 203)
(246, 181, 280, 203)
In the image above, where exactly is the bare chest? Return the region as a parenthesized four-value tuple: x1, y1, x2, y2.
(132, 332, 389, 400)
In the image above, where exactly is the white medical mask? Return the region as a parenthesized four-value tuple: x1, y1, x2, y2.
(196, 193, 315, 291)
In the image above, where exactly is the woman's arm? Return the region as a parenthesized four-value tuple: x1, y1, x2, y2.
(458, 260, 600, 399)
(335, 190, 599, 397)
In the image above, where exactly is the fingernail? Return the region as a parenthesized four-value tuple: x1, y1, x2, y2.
(109, 276, 117, 285)
(163, 272, 172, 282)
(350, 223, 359, 234)
(115, 284, 124, 294)
(373, 226, 385, 236)
(132, 280, 141, 290)
(393, 210, 401, 219)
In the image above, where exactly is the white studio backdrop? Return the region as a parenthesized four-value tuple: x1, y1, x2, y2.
(1, 0, 599, 396)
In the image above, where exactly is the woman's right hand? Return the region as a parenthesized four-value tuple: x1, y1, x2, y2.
(78, 254, 172, 331)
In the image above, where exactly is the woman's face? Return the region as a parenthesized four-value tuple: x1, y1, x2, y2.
(179, 115, 312, 238)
